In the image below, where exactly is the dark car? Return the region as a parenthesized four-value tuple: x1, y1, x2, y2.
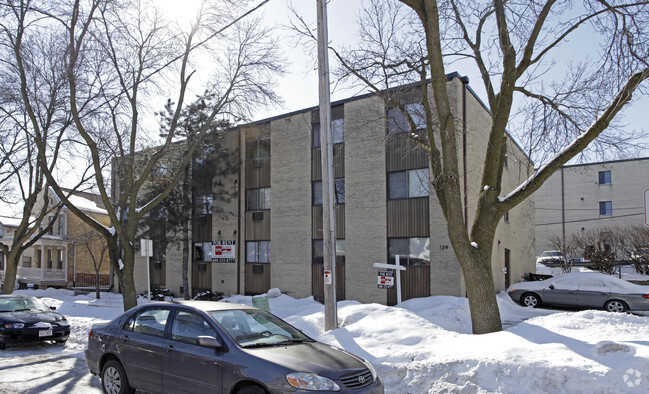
(0, 294, 70, 349)
(85, 301, 384, 394)
(507, 272, 649, 312)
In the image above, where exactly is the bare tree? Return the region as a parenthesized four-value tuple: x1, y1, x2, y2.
(5, 0, 282, 310)
(0, 1, 93, 293)
(293, 0, 649, 333)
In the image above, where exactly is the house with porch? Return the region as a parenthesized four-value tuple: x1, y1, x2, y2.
(0, 188, 111, 289)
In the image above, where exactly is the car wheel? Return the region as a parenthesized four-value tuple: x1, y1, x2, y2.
(237, 384, 267, 394)
(521, 293, 541, 308)
(101, 360, 133, 394)
(604, 300, 628, 313)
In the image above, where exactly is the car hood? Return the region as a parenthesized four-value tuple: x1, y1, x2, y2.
(0, 310, 66, 324)
(245, 341, 367, 376)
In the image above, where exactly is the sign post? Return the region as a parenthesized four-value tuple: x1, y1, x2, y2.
(373, 255, 407, 304)
(638, 189, 648, 281)
(140, 239, 153, 301)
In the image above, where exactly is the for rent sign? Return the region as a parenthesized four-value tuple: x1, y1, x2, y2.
(203, 240, 236, 263)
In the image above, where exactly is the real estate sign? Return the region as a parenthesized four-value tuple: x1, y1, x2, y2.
(203, 240, 236, 263)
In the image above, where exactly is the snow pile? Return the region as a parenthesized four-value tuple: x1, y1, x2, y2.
(1, 287, 648, 393)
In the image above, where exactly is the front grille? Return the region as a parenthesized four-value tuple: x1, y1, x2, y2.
(340, 368, 374, 390)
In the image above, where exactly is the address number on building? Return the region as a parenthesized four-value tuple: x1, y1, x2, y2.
(377, 271, 394, 289)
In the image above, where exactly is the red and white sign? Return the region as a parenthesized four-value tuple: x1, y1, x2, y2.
(203, 240, 236, 262)
(324, 270, 332, 285)
(377, 271, 394, 289)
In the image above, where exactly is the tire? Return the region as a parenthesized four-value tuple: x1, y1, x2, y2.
(604, 300, 628, 313)
(101, 360, 132, 394)
(520, 293, 541, 308)
(237, 384, 267, 394)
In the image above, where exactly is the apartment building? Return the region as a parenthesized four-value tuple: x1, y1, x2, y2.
(535, 157, 649, 256)
(134, 74, 536, 304)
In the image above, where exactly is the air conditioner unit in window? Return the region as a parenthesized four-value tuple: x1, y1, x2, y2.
(252, 211, 264, 221)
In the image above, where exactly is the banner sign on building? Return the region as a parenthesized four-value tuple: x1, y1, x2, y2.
(203, 240, 236, 263)
(377, 270, 394, 289)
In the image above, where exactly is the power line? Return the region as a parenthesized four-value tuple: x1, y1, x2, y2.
(537, 212, 644, 226)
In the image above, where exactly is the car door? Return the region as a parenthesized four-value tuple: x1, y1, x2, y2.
(162, 309, 224, 393)
(117, 307, 170, 392)
(577, 277, 610, 308)
(540, 277, 579, 307)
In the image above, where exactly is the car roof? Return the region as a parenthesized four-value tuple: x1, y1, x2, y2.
(0, 294, 31, 299)
(146, 300, 258, 312)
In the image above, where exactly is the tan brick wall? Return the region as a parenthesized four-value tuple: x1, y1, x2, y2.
(344, 96, 389, 303)
(269, 112, 313, 298)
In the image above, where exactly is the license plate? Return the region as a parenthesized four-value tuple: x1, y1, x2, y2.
(39, 329, 53, 337)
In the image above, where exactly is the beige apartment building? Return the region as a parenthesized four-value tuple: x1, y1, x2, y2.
(535, 157, 649, 257)
(134, 74, 536, 304)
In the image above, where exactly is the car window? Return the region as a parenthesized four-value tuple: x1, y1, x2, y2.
(578, 277, 607, 291)
(0, 297, 50, 312)
(210, 309, 311, 348)
(170, 311, 217, 344)
(550, 277, 578, 291)
(123, 308, 170, 337)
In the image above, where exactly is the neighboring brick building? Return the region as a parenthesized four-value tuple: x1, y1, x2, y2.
(535, 157, 649, 257)
(135, 75, 536, 304)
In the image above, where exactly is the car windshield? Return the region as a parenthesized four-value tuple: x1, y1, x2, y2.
(209, 309, 312, 348)
(542, 251, 562, 257)
(0, 297, 51, 312)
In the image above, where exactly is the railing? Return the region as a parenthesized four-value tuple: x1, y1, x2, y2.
(73, 273, 111, 288)
(17, 267, 66, 281)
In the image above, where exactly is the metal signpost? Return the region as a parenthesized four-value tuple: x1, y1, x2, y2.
(140, 239, 153, 301)
(374, 255, 406, 304)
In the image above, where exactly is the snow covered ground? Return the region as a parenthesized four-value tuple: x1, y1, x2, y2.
(1, 267, 648, 393)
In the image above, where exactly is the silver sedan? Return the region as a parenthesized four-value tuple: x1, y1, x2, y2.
(507, 272, 649, 312)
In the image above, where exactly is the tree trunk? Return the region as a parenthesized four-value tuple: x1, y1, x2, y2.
(1, 250, 20, 294)
(459, 251, 502, 334)
(95, 271, 101, 299)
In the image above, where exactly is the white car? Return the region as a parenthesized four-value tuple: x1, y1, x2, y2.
(536, 250, 566, 266)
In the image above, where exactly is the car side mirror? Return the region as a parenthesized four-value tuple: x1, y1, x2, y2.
(50, 306, 57, 311)
(549, 285, 555, 290)
(197, 335, 223, 350)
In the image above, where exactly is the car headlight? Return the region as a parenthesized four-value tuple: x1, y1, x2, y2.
(286, 372, 340, 391)
(4, 323, 24, 329)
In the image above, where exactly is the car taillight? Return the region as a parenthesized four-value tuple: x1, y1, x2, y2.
(642, 294, 649, 299)
(88, 329, 93, 340)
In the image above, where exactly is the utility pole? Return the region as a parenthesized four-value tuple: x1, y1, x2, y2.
(316, 0, 337, 331)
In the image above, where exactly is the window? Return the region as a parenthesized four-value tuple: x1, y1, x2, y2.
(388, 238, 430, 266)
(313, 179, 345, 205)
(57, 215, 64, 235)
(387, 103, 425, 134)
(388, 168, 429, 199)
(47, 216, 55, 235)
(171, 311, 216, 344)
(247, 241, 270, 263)
(312, 239, 345, 265)
(22, 256, 31, 268)
(598, 171, 611, 185)
(246, 188, 270, 211)
(312, 119, 345, 148)
(194, 194, 213, 215)
(123, 308, 170, 337)
(246, 137, 270, 159)
(599, 201, 612, 216)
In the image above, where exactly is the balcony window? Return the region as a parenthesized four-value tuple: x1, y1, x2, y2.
(312, 118, 344, 148)
(388, 168, 429, 199)
(247, 241, 270, 263)
(246, 188, 270, 211)
(313, 179, 345, 205)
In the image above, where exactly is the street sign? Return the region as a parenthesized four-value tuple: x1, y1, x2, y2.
(377, 270, 394, 288)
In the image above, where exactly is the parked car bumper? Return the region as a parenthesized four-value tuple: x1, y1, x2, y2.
(0, 326, 69, 346)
